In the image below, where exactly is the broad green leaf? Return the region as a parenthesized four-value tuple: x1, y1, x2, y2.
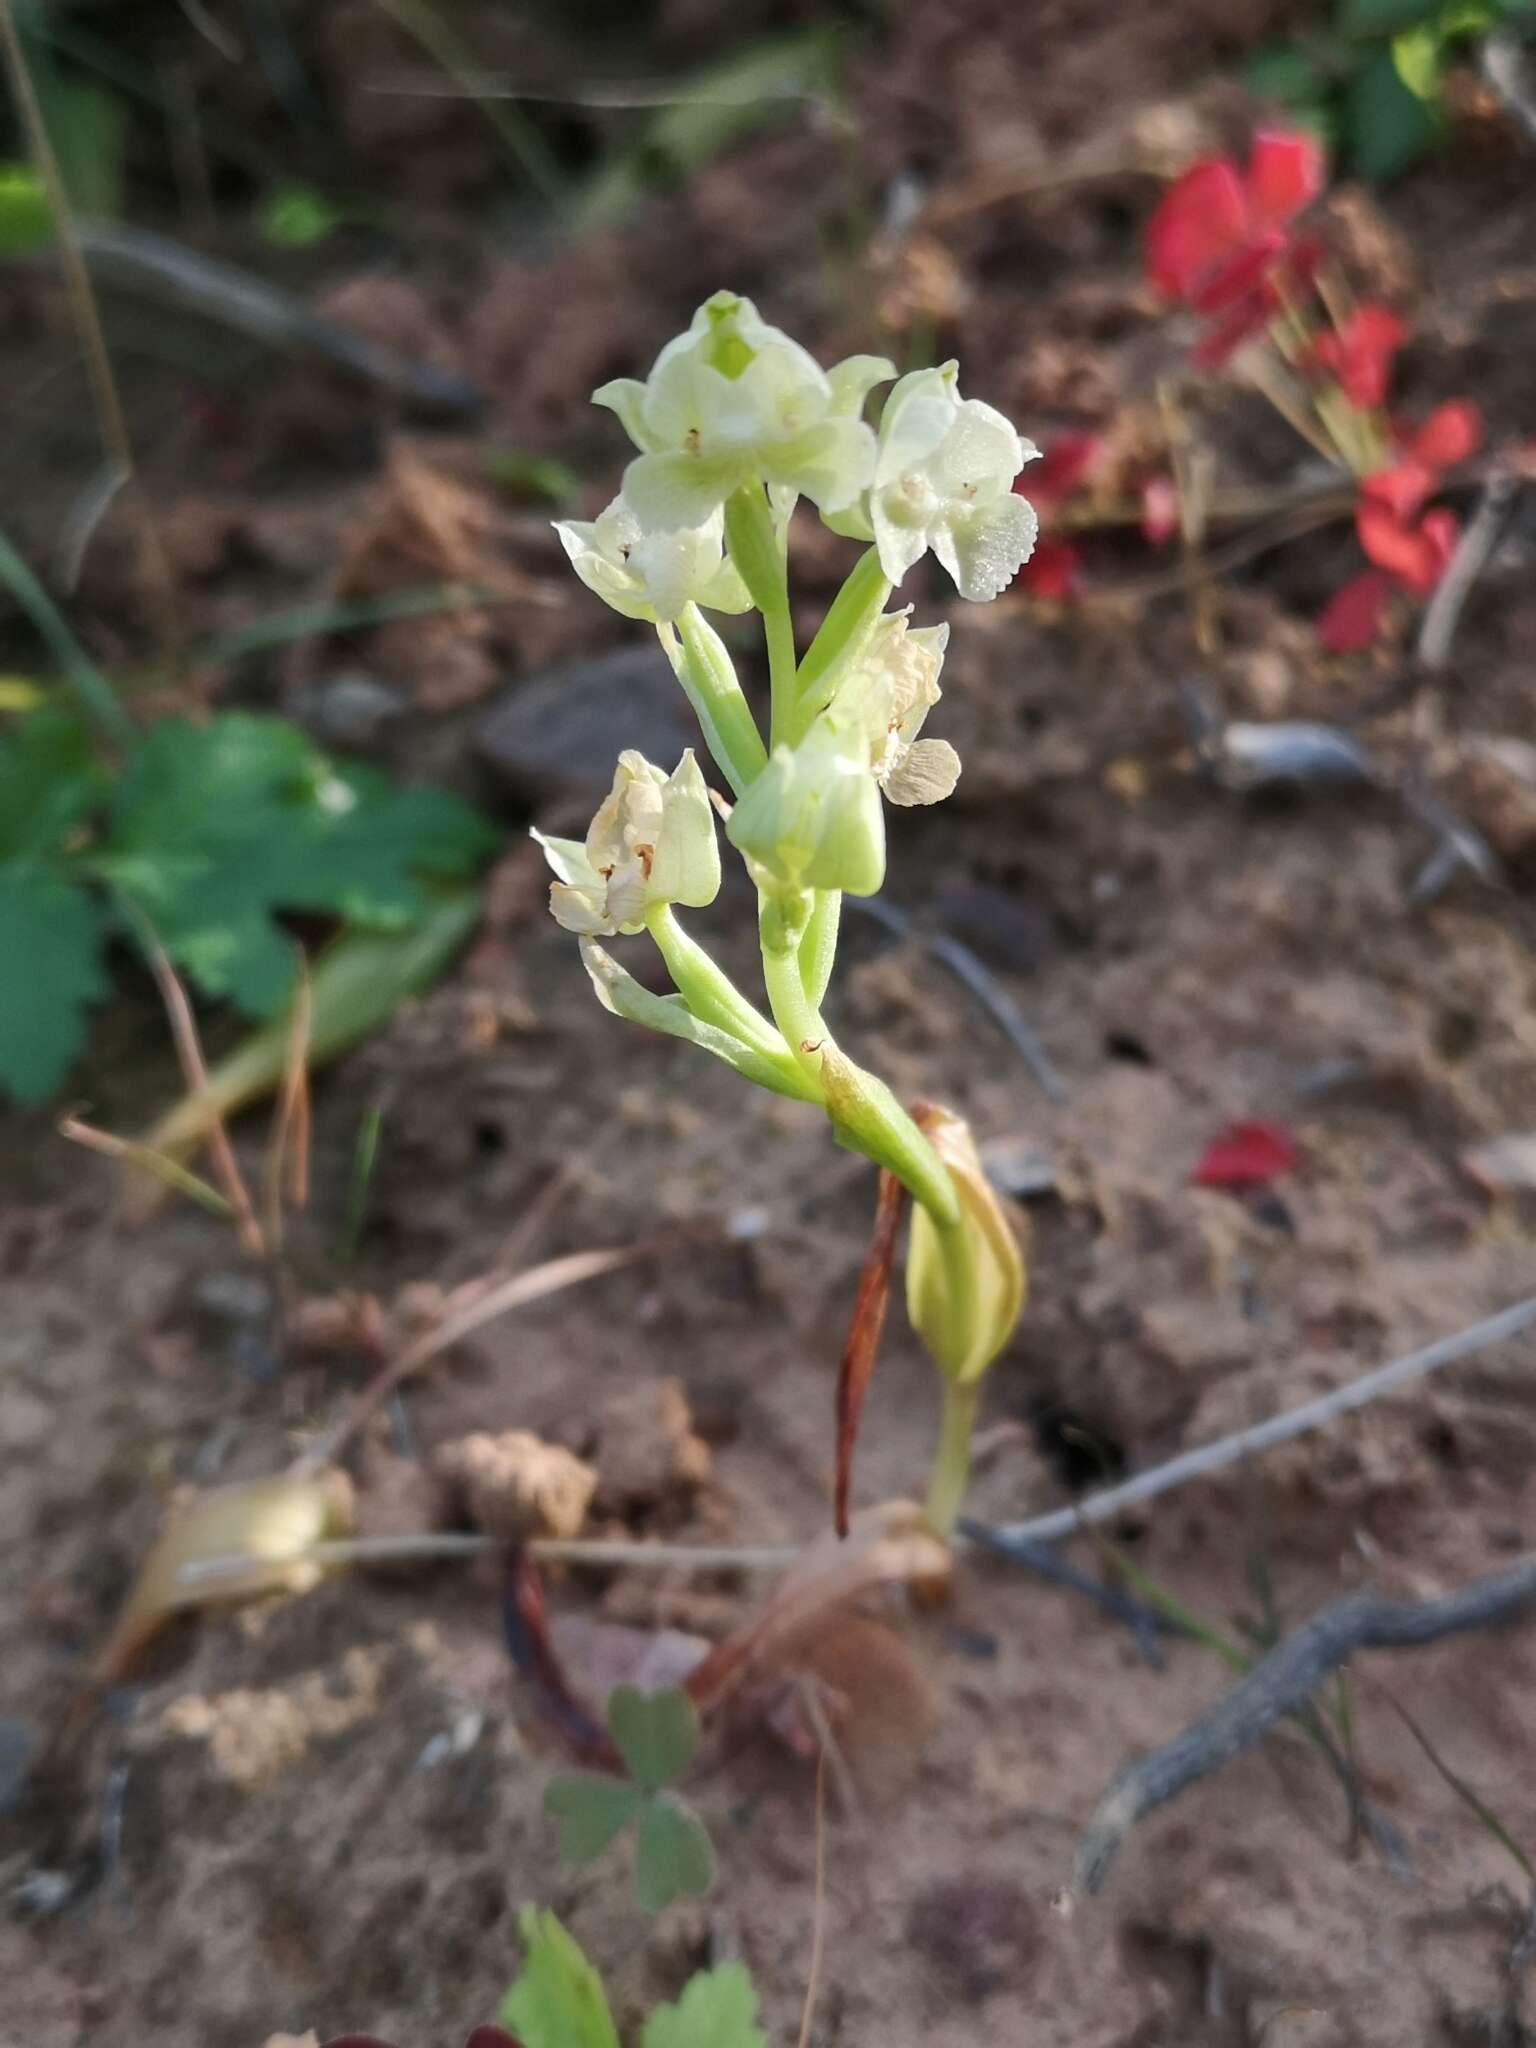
(499, 1909, 620, 2048)
(0, 708, 103, 859)
(0, 861, 106, 1102)
(543, 1773, 644, 1865)
(634, 1793, 714, 1913)
(1246, 45, 1327, 103)
(95, 714, 495, 1016)
(1338, 0, 1443, 34)
(641, 1963, 767, 2048)
(605, 1685, 701, 1793)
(1347, 46, 1440, 176)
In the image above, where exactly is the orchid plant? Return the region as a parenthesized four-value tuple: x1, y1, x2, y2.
(540, 291, 1037, 1536)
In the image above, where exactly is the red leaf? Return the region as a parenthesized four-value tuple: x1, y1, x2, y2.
(1312, 303, 1406, 409)
(1246, 129, 1326, 223)
(1139, 475, 1180, 545)
(1192, 1121, 1299, 1188)
(1017, 536, 1084, 599)
(1317, 570, 1392, 652)
(1144, 157, 1249, 300)
(501, 1550, 619, 1767)
(834, 1170, 908, 1538)
(1408, 399, 1482, 470)
(1033, 432, 1103, 506)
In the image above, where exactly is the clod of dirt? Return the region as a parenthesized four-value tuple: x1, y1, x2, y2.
(431, 1430, 597, 1542)
(905, 1874, 1042, 2003)
(475, 647, 700, 804)
(1451, 738, 1536, 870)
(160, 1646, 384, 1790)
(582, 1379, 712, 1523)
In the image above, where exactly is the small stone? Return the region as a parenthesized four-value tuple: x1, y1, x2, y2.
(292, 671, 409, 751)
(476, 646, 698, 803)
(584, 1378, 711, 1521)
(432, 1429, 596, 1541)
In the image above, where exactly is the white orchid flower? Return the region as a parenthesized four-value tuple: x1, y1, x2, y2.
(593, 291, 894, 532)
(533, 750, 720, 936)
(553, 496, 750, 624)
(869, 363, 1040, 602)
(833, 611, 960, 807)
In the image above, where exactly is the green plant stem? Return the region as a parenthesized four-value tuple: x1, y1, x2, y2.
(925, 1375, 979, 1537)
(646, 905, 785, 1060)
(798, 888, 841, 1006)
(790, 546, 890, 740)
(665, 607, 767, 797)
(723, 485, 796, 748)
(757, 891, 958, 1225)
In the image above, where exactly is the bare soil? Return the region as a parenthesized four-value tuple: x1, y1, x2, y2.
(3, 3, 1536, 2045)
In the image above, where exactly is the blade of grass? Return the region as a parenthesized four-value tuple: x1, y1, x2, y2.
(190, 580, 529, 667)
(0, 524, 133, 746)
(59, 1113, 234, 1218)
(336, 1097, 385, 1269)
(1382, 1692, 1535, 1886)
(263, 948, 312, 1252)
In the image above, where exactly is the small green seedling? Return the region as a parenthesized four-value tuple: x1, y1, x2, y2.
(544, 1687, 714, 1914)
(501, 1909, 766, 2048)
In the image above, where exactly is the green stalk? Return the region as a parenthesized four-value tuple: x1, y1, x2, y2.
(798, 889, 842, 1007)
(646, 904, 786, 1061)
(723, 485, 796, 748)
(0, 525, 134, 747)
(664, 608, 767, 797)
(925, 1376, 980, 1537)
(790, 546, 890, 741)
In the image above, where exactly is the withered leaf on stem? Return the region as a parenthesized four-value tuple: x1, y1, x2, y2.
(834, 1169, 908, 1538)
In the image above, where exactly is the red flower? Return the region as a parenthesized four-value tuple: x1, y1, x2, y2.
(1311, 303, 1406, 410)
(1017, 535, 1085, 599)
(1014, 434, 1102, 599)
(1317, 571, 1393, 653)
(1146, 133, 1324, 368)
(1192, 1120, 1299, 1189)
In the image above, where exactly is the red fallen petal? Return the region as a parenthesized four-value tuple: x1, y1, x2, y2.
(1192, 285, 1277, 368)
(1410, 506, 1459, 591)
(1192, 1120, 1299, 1188)
(1140, 475, 1180, 545)
(1357, 497, 1436, 585)
(1034, 431, 1103, 506)
(1245, 130, 1326, 225)
(1408, 399, 1482, 470)
(1144, 157, 1249, 300)
(1360, 459, 1432, 522)
(1317, 569, 1392, 651)
(1017, 536, 1085, 599)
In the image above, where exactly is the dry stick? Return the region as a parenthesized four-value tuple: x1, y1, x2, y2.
(263, 956, 313, 1254)
(0, 0, 182, 673)
(309, 1240, 667, 1468)
(1070, 1552, 1536, 1897)
(1415, 470, 1521, 672)
(983, 1293, 1536, 1549)
(796, 1748, 830, 2048)
(176, 1531, 797, 1586)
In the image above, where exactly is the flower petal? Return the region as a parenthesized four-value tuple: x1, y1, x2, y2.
(1144, 158, 1249, 300)
(591, 377, 654, 451)
(1017, 535, 1084, 599)
(621, 449, 746, 531)
(883, 737, 961, 806)
(935, 491, 1039, 602)
(1317, 570, 1392, 652)
(650, 750, 721, 909)
(1245, 130, 1325, 225)
(1408, 400, 1482, 471)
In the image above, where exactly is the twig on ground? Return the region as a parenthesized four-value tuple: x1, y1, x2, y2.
(1416, 471, 1521, 671)
(797, 1748, 829, 2048)
(957, 1521, 1177, 1665)
(1069, 1553, 1536, 1896)
(848, 895, 1065, 1102)
(59, 1115, 234, 1220)
(983, 1294, 1536, 1549)
(175, 1531, 798, 1588)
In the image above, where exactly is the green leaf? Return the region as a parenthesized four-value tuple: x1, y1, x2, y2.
(543, 1773, 644, 1865)
(634, 1793, 714, 1913)
(499, 1909, 620, 2048)
(0, 860, 106, 1102)
(0, 163, 53, 254)
(1392, 23, 1444, 97)
(0, 708, 103, 859)
(259, 183, 345, 249)
(1339, 0, 1443, 35)
(94, 714, 496, 1016)
(1347, 46, 1441, 175)
(605, 1685, 701, 1793)
(642, 1963, 767, 2048)
(1246, 44, 1327, 103)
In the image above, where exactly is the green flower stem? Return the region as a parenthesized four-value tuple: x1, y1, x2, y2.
(646, 904, 787, 1063)
(662, 609, 767, 799)
(924, 1372, 980, 1538)
(758, 889, 959, 1230)
(798, 888, 841, 1007)
(789, 547, 890, 743)
(723, 485, 796, 749)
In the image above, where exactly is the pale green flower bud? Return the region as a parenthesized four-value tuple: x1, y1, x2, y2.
(725, 724, 886, 898)
(870, 363, 1040, 602)
(906, 1105, 1027, 1386)
(533, 750, 720, 936)
(592, 291, 894, 532)
(553, 496, 750, 624)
